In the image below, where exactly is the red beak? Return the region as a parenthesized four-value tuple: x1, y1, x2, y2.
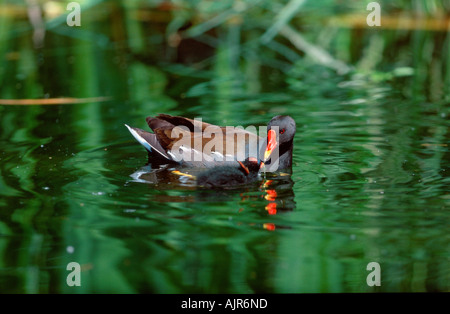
(264, 129, 277, 162)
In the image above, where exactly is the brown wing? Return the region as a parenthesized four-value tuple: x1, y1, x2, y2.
(146, 115, 175, 132)
(149, 114, 215, 132)
(146, 114, 262, 158)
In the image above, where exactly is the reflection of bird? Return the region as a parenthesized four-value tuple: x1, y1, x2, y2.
(125, 114, 296, 170)
(259, 172, 297, 215)
(127, 161, 295, 231)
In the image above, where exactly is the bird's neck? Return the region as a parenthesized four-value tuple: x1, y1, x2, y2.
(278, 139, 294, 167)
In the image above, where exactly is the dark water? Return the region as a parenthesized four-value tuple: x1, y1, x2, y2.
(0, 2, 449, 293)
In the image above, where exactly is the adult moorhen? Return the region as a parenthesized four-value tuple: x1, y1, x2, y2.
(125, 114, 295, 170)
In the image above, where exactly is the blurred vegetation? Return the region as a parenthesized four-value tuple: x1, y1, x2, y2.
(0, 0, 449, 104)
(0, 0, 449, 293)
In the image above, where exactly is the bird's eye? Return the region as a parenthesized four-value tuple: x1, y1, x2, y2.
(280, 128, 285, 134)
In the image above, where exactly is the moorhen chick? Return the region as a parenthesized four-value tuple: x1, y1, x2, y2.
(196, 157, 263, 188)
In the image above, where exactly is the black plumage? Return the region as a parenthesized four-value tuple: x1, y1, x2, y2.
(196, 158, 262, 188)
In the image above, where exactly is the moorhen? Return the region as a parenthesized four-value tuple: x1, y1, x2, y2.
(125, 114, 295, 170)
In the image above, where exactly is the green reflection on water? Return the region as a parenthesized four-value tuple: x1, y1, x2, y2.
(0, 0, 448, 293)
